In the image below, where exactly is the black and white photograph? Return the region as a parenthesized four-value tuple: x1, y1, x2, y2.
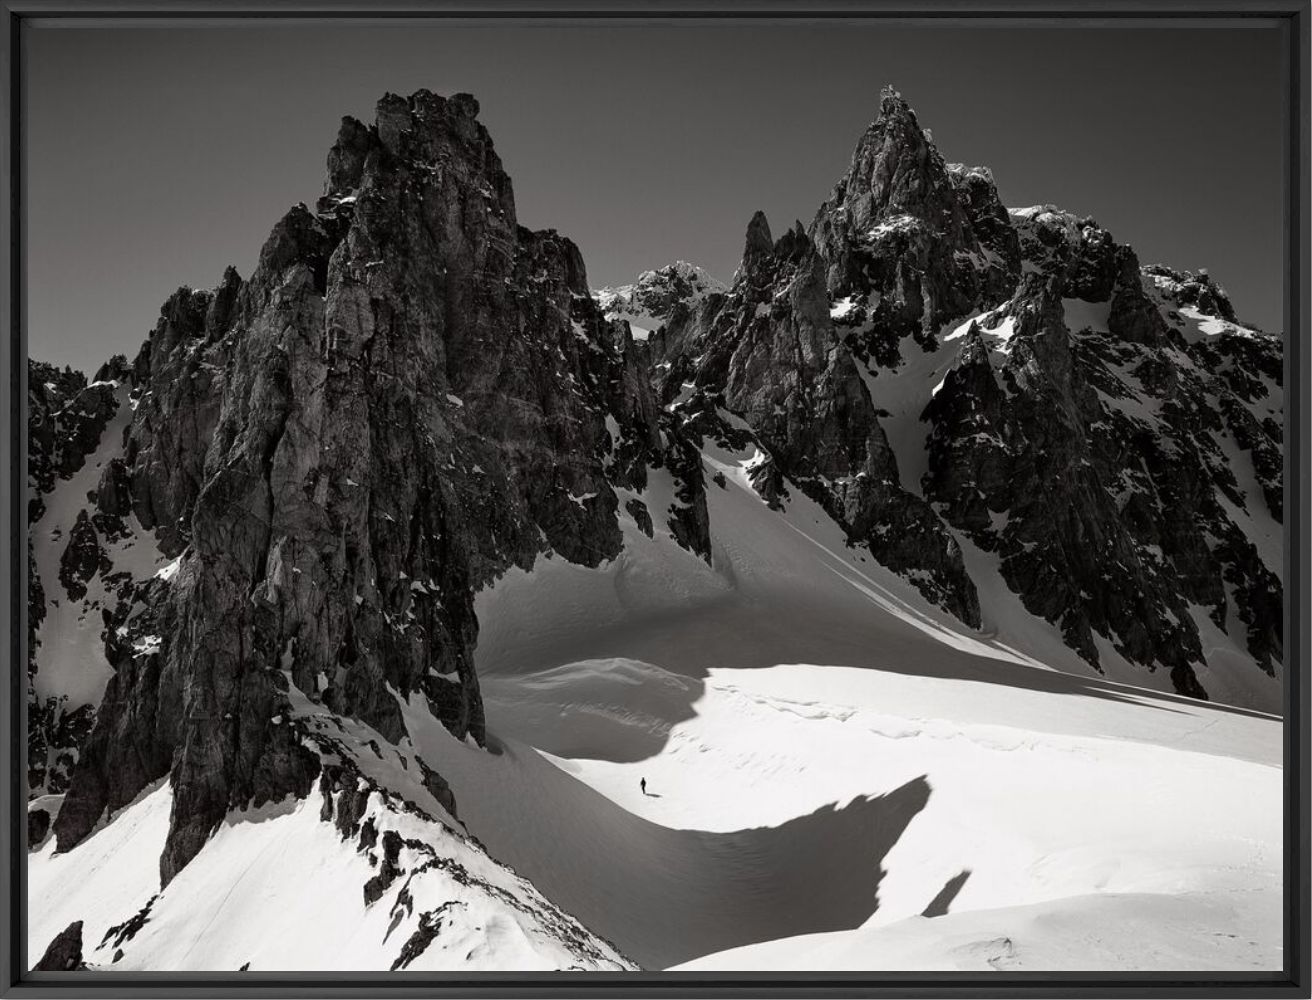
(6, 6, 1308, 990)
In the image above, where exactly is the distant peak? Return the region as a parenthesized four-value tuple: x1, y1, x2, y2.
(592, 261, 725, 323)
(378, 89, 480, 122)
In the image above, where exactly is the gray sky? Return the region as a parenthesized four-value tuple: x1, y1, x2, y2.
(25, 21, 1287, 373)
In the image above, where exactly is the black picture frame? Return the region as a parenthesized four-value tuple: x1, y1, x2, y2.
(2, 3, 1307, 996)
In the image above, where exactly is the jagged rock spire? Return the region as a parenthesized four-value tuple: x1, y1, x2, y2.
(807, 87, 1007, 337)
(743, 210, 774, 262)
(824, 84, 972, 241)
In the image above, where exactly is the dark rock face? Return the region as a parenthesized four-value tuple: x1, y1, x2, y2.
(948, 164, 1021, 282)
(920, 230, 1283, 692)
(27, 360, 125, 522)
(57, 511, 108, 603)
(417, 758, 458, 820)
(53, 90, 708, 885)
(810, 88, 1014, 356)
(28, 808, 51, 848)
(124, 282, 230, 558)
(33, 921, 85, 972)
(99, 896, 157, 953)
(922, 277, 1195, 676)
(390, 902, 463, 970)
(26, 698, 95, 799)
(645, 88, 1282, 699)
(650, 141, 982, 624)
(363, 829, 404, 905)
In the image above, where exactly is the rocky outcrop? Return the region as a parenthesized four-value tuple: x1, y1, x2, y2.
(33, 921, 85, 972)
(918, 208, 1285, 694)
(28, 807, 51, 849)
(651, 209, 980, 625)
(948, 164, 1021, 281)
(810, 88, 1014, 361)
(27, 360, 126, 523)
(52, 90, 709, 887)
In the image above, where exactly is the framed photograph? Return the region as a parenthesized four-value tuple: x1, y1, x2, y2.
(3, 2, 1308, 996)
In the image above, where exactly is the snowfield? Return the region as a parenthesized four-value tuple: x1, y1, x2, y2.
(29, 302, 1283, 972)
(456, 434, 1283, 970)
(29, 774, 633, 971)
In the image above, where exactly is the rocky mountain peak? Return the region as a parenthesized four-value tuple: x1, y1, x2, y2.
(374, 90, 493, 167)
(639, 88, 1281, 705)
(46, 89, 711, 888)
(595, 260, 724, 314)
(594, 261, 727, 351)
(817, 85, 971, 244)
(1143, 263, 1240, 324)
(743, 209, 775, 263)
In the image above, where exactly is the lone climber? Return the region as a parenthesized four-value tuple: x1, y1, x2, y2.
(640, 777, 647, 796)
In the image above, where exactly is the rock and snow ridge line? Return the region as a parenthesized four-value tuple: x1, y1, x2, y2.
(594, 261, 727, 342)
(26, 85, 1284, 973)
(637, 85, 1282, 708)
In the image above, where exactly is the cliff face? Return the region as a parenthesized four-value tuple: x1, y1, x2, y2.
(649, 207, 982, 627)
(46, 90, 708, 886)
(645, 87, 1283, 700)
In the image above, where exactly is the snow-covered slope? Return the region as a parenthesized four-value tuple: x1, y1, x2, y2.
(445, 431, 1281, 970)
(675, 892, 1279, 972)
(26, 373, 172, 803)
(27, 381, 635, 974)
(29, 779, 632, 971)
(32, 402, 1281, 972)
(29, 384, 169, 712)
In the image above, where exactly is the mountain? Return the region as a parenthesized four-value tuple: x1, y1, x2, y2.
(26, 87, 1283, 972)
(639, 87, 1282, 710)
(594, 261, 726, 342)
(26, 89, 707, 970)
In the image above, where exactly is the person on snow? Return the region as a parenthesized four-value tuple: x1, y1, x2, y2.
(640, 777, 647, 796)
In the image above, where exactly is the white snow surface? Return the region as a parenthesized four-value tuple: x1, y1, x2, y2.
(29, 317, 1284, 972)
(29, 777, 631, 972)
(458, 440, 1282, 970)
